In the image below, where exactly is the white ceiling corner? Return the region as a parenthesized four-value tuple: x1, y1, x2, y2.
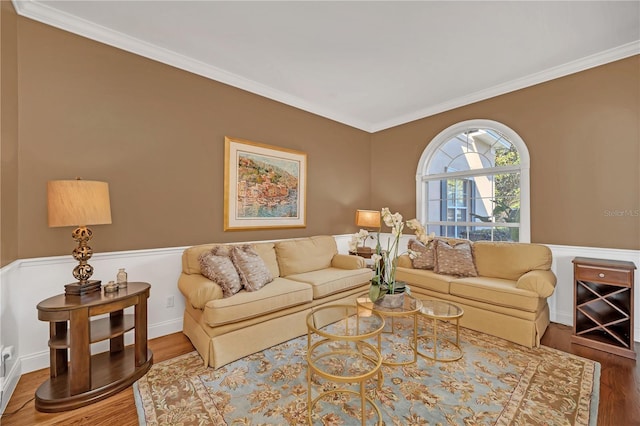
(12, 0, 640, 133)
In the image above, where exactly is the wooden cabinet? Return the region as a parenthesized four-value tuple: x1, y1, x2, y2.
(572, 257, 636, 359)
(35, 282, 153, 412)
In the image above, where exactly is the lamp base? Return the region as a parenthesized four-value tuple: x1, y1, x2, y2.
(65, 280, 102, 296)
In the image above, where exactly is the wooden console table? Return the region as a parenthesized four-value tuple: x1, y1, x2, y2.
(35, 281, 153, 412)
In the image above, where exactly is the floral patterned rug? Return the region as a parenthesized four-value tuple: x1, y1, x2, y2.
(134, 319, 599, 425)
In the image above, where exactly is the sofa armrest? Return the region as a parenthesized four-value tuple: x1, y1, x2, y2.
(397, 254, 413, 268)
(178, 273, 224, 309)
(331, 253, 366, 269)
(516, 270, 556, 298)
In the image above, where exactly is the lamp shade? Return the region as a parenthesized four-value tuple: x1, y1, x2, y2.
(47, 180, 112, 227)
(355, 209, 380, 228)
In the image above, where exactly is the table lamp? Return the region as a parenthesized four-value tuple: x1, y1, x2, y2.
(354, 209, 380, 255)
(47, 179, 112, 296)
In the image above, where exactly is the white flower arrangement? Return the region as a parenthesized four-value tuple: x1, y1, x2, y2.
(366, 208, 435, 302)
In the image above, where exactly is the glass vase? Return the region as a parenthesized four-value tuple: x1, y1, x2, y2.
(117, 268, 128, 288)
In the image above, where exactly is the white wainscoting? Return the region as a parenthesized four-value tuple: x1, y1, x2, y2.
(0, 235, 638, 413)
(0, 246, 188, 413)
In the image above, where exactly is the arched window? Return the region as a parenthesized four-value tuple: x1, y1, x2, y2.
(416, 120, 530, 242)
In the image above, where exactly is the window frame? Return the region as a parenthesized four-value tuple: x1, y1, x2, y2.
(415, 119, 531, 243)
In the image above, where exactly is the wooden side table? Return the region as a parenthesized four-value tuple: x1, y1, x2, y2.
(35, 281, 153, 412)
(571, 257, 636, 359)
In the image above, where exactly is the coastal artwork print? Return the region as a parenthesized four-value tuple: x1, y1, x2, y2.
(224, 137, 307, 230)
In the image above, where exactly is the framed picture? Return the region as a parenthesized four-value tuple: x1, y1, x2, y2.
(224, 136, 307, 230)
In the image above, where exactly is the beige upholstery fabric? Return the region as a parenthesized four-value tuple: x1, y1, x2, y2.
(183, 243, 218, 275)
(275, 235, 338, 276)
(395, 240, 556, 348)
(179, 236, 377, 369)
(408, 238, 436, 269)
(198, 246, 242, 297)
(202, 277, 312, 327)
(473, 241, 552, 281)
(395, 267, 453, 294)
(231, 244, 273, 291)
(450, 276, 541, 312)
(434, 239, 477, 277)
(189, 282, 224, 309)
(286, 267, 373, 299)
(331, 253, 366, 269)
(516, 270, 557, 297)
(251, 243, 280, 278)
(182, 242, 280, 278)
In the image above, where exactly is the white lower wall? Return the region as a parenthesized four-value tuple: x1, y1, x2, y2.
(0, 235, 638, 413)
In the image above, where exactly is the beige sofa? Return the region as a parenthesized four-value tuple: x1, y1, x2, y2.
(178, 235, 373, 368)
(396, 241, 556, 348)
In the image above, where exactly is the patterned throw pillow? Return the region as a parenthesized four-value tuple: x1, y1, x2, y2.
(198, 246, 242, 298)
(434, 239, 478, 277)
(231, 244, 274, 292)
(408, 238, 436, 270)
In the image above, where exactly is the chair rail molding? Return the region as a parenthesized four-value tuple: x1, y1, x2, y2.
(1, 237, 638, 414)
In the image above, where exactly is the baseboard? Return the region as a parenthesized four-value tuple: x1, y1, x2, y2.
(0, 358, 20, 414)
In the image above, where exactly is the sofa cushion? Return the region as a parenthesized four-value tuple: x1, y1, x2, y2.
(395, 267, 454, 294)
(183, 243, 218, 275)
(285, 267, 372, 299)
(473, 242, 552, 281)
(231, 244, 274, 292)
(434, 239, 477, 277)
(251, 242, 280, 278)
(183, 242, 279, 277)
(408, 238, 435, 270)
(275, 236, 338, 276)
(450, 276, 541, 312)
(199, 246, 242, 297)
(202, 277, 313, 326)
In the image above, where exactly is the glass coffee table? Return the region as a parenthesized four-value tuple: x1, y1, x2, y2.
(356, 293, 423, 366)
(306, 304, 385, 426)
(416, 299, 464, 362)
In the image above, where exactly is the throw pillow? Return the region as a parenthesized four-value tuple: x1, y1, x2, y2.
(198, 245, 242, 298)
(231, 244, 274, 292)
(408, 238, 436, 270)
(434, 239, 478, 277)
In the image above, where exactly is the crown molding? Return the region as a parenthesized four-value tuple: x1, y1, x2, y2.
(372, 40, 640, 132)
(12, 0, 373, 132)
(13, 1, 639, 134)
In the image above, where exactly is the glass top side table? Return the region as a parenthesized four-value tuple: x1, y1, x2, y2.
(306, 304, 385, 425)
(356, 293, 423, 366)
(417, 299, 464, 362)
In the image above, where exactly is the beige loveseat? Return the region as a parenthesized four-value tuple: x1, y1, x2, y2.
(178, 235, 373, 368)
(396, 240, 556, 348)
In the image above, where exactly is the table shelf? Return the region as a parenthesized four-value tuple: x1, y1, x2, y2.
(48, 314, 136, 349)
(572, 258, 636, 359)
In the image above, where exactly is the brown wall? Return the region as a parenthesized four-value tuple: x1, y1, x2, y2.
(15, 17, 372, 259)
(0, 1, 19, 267)
(2, 11, 638, 264)
(371, 56, 640, 250)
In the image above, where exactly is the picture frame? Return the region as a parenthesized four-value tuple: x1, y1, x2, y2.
(224, 136, 307, 230)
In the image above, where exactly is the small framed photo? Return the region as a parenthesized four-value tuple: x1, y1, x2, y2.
(224, 136, 307, 230)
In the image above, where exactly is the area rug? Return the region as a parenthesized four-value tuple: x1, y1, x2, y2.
(134, 319, 600, 425)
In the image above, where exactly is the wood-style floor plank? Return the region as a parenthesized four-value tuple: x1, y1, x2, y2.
(1, 324, 638, 425)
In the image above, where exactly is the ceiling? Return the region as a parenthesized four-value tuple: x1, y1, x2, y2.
(13, 1, 640, 132)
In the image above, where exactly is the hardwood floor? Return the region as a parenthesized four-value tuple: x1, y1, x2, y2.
(1, 324, 638, 425)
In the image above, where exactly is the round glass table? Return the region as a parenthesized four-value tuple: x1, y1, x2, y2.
(306, 304, 385, 425)
(356, 293, 423, 366)
(416, 299, 464, 362)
